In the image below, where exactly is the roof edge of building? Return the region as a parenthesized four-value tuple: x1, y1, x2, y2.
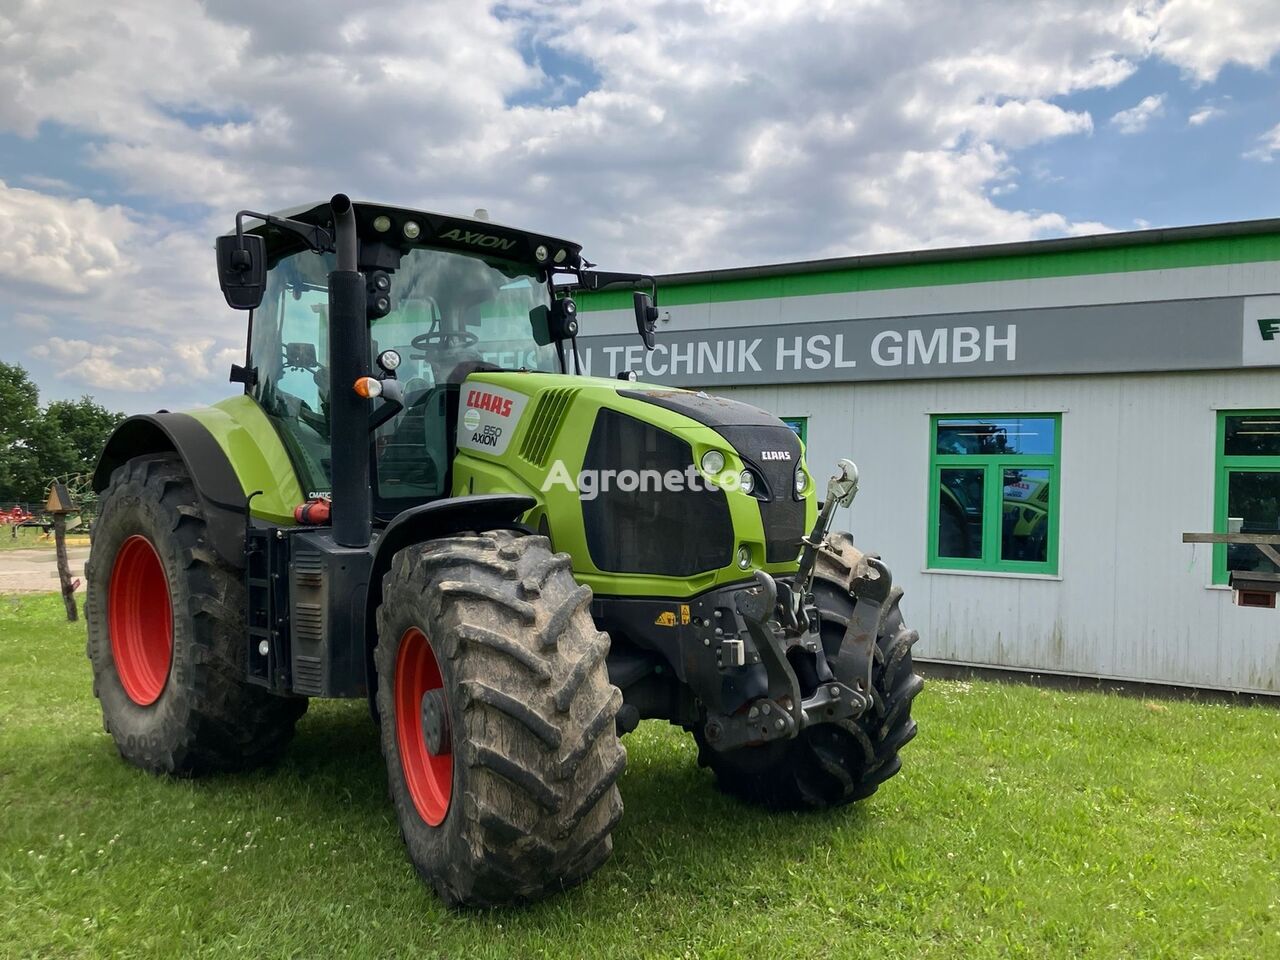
(650, 217, 1280, 287)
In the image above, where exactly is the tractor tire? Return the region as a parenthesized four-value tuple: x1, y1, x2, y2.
(374, 530, 625, 907)
(85, 454, 306, 775)
(695, 532, 922, 809)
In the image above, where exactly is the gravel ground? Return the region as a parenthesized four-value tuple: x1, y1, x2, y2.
(0, 547, 90, 593)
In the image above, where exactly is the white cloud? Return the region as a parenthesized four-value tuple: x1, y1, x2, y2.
(26, 331, 245, 393)
(1188, 105, 1224, 126)
(1, 3, 1141, 286)
(0, 180, 241, 398)
(29, 337, 168, 391)
(1110, 94, 1165, 134)
(1145, 0, 1280, 82)
(1, 0, 1280, 407)
(956, 100, 1093, 150)
(1244, 122, 1280, 162)
(0, 181, 138, 295)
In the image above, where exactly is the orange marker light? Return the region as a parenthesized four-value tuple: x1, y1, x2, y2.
(354, 377, 382, 398)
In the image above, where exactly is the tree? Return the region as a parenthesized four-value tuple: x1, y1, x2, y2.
(41, 397, 125, 483)
(0, 362, 125, 504)
(0, 362, 45, 504)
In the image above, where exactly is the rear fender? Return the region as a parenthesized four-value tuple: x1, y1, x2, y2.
(93, 413, 247, 566)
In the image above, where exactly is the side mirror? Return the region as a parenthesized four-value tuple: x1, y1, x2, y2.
(634, 292, 659, 350)
(529, 304, 552, 346)
(216, 234, 267, 310)
(531, 299, 580, 346)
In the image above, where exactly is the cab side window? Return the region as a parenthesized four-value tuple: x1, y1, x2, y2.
(250, 250, 334, 495)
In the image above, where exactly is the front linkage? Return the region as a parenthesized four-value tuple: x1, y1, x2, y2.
(701, 460, 895, 752)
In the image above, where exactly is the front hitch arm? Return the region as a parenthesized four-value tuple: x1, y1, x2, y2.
(840, 557, 893, 698)
(734, 571, 803, 733)
(795, 458, 859, 596)
(701, 570, 872, 753)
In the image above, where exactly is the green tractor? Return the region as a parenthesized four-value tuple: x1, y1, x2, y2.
(85, 196, 922, 906)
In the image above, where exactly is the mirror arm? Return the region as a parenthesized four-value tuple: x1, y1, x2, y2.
(368, 381, 410, 432)
(570, 335, 583, 375)
(234, 210, 335, 257)
(575, 270, 659, 304)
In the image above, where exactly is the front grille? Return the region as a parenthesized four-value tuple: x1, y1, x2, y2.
(715, 424, 806, 563)
(520, 387, 579, 466)
(582, 409, 733, 577)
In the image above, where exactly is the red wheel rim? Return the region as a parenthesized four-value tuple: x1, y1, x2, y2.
(394, 627, 453, 826)
(108, 535, 173, 706)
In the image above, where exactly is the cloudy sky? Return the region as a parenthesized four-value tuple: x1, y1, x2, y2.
(2, 0, 1278, 413)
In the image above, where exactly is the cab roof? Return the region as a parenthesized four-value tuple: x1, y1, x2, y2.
(230, 199, 584, 272)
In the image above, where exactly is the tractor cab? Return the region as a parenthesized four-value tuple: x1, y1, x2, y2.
(219, 199, 624, 520)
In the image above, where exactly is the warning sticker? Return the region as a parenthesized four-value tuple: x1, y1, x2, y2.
(455, 383, 529, 458)
(654, 611, 677, 627)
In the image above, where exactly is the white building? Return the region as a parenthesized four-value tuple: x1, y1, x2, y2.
(579, 220, 1280, 695)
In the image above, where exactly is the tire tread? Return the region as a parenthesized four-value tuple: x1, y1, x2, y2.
(374, 530, 624, 907)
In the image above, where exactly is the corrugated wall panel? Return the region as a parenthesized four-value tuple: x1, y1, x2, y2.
(717, 368, 1280, 694)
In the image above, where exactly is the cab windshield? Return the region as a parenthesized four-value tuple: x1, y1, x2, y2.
(250, 246, 557, 504)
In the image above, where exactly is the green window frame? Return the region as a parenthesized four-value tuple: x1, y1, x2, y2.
(781, 416, 808, 446)
(1213, 409, 1280, 585)
(927, 413, 1062, 575)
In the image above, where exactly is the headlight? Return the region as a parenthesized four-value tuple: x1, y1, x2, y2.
(795, 466, 808, 495)
(700, 450, 725, 475)
(738, 470, 755, 494)
(736, 545, 752, 569)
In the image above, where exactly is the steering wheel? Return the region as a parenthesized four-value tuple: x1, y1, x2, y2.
(412, 329, 479, 351)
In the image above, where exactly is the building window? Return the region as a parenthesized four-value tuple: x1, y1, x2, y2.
(1214, 410, 1280, 585)
(781, 416, 808, 446)
(928, 415, 1061, 575)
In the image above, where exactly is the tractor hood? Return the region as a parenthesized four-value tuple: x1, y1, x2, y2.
(452, 371, 814, 594)
(459, 372, 802, 463)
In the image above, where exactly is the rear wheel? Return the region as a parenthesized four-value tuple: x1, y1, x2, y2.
(696, 533, 922, 809)
(375, 530, 625, 907)
(85, 454, 306, 775)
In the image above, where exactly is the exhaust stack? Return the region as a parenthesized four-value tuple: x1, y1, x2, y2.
(327, 194, 371, 548)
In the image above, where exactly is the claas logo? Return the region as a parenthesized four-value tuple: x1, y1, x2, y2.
(1260, 318, 1280, 342)
(466, 389, 514, 417)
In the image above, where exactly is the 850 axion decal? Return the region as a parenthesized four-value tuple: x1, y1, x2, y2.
(456, 383, 528, 457)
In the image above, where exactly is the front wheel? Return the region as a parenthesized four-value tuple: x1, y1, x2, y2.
(695, 533, 923, 809)
(375, 530, 625, 907)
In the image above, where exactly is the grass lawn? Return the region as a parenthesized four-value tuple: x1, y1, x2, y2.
(2, 592, 1277, 959)
(0, 527, 55, 552)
